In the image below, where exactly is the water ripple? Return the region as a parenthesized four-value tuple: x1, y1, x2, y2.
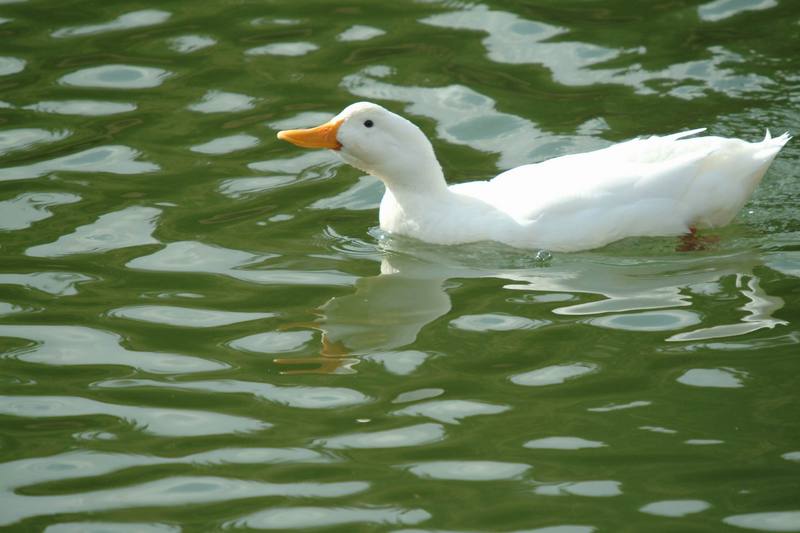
(534, 480, 622, 497)
(450, 313, 548, 332)
(589, 310, 701, 332)
(229, 330, 313, 353)
(337, 25, 386, 42)
(421, 4, 771, 99)
(128, 241, 356, 287)
(246, 42, 319, 56)
(0, 128, 70, 156)
(0, 395, 269, 436)
(169, 35, 217, 53)
(524, 437, 606, 450)
(404, 460, 530, 481)
(510, 363, 598, 387)
(0, 145, 159, 182)
(109, 305, 275, 327)
(98, 378, 370, 409)
(51, 9, 170, 37)
(26, 206, 161, 257)
(0, 475, 365, 527)
(188, 90, 256, 113)
(677, 367, 747, 388)
(314, 423, 446, 449)
(0, 192, 81, 231)
(190, 134, 259, 154)
(228, 506, 430, 529)
(0, 272, 92, 296)
(0, 56, 25, 76)
(723, 511, 800, 532)
(25, 100, 136, 116)
(639, 500, 711, 517)
(309, 175, 383, 211)
(364, 350, 432, 375)
(698, 0, 778, 22)
(45, 523, 178, 533)
(0, 447, 331, 492)
(0, 324, 226, 373)
(60, 65, 172, 89)
(219, 175, 296, 198)
(393, 399, 510, 424)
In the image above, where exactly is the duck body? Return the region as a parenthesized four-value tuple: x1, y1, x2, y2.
(278, 102, 790, 252)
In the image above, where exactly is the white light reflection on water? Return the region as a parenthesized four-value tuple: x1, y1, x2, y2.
(188, 90, 256, 113)
(533, 480, 623, 497)
(698, 0, 778, 22)
(0, 128, 70, 156)
(0, 395, 269, 436)
(0, 272, 92, 296)
(26, 206, 161, 257)
(127, 240, 356, 287)
(24, 100, 137, 116)
(0, 324, 226, 373)
(421, 3, 772, 99)
(227, 506, 430, 530)
(246, 42, 319, 56)
(51, 9, 170, 37)
(45, 523, 178, 533)
(639, 499, 711, 517)
(404, 460, 530, 481)
(109, 305, 274, 327)
(190, 133, 260, 154)
(169, 34, 217, 53)
(0, 145, 159, 181)
(314, 423, 446, 449)
(97, 377, 370, 409)
(0, 56, 25, 76)
(0, 474, 366, 527)
(0, 192, 81, 230)
(723, 511, 800, 532)
(393, 399, 510, 424)
(60, 65, 171, 89)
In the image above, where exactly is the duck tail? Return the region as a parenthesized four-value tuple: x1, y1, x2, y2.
(756, 131, 791, 160)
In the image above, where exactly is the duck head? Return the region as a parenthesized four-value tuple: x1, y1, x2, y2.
(277, 102, 446, 193)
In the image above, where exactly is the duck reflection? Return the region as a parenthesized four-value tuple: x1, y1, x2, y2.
(277, 245, 788, 374)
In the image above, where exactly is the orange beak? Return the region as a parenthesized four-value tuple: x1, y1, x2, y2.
(277, 119, 343, 150)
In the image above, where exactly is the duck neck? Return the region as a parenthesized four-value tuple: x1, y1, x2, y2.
(375, 155, 452, 209)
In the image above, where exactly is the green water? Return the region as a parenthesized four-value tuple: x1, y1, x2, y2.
(1, 0, 799, 531)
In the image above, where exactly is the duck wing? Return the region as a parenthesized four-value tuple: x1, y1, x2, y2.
(452, 130, 789, 251)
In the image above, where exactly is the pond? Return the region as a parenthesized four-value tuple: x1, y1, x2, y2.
(0, 0, 799, 531)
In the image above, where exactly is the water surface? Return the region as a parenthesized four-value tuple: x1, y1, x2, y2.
(1, 0, 799, 531)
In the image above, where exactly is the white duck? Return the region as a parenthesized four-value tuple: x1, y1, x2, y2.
(277, 102, 789, 252)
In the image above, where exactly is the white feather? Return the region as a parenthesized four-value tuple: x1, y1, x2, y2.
(282, 102, 791, 252)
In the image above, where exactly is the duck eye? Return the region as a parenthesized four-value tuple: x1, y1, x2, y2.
(363, 120, 374, 128)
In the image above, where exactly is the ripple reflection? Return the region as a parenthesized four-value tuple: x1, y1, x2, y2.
(0, 324, 226, 373)
(98, 378, 369, 409)
(228, 506, 430, 530)
(51, 9, 170, 37)
(0, 192, 81, 231)
(314, 423, 445, 449)
(25, 100, 136, 116)
(393, 399, 510, 424)
(0, 145, 159, 182)
(404, 460, 530, 481)
(0, 395, 268, 436)
(26, 206, 161, 257)
(60, 65, 171, 89)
